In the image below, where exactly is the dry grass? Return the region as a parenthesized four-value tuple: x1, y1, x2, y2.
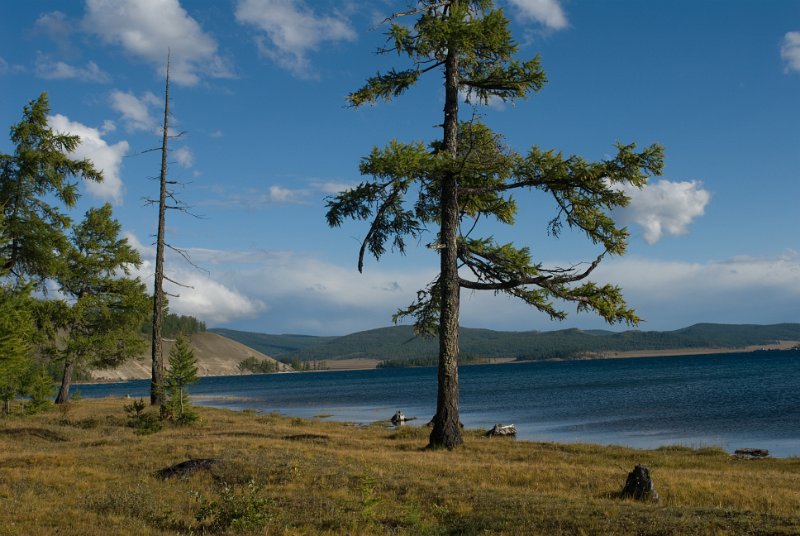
(1, 398, 798, 535)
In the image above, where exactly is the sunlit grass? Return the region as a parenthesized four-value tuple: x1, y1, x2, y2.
(1, 398, 798, 535)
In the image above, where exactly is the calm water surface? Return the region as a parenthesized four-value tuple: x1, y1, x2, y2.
(78, 350, 800, 457)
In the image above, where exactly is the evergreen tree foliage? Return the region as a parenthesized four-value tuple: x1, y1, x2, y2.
(49, 204, 150, 404)
(326, 0, 664, 449)
(0, 284, 35, 415)
(23, 365, 54, 415)
(141, 313, 207, 339)
(0, 93, 102, 287)
(166, 334, 199, 423)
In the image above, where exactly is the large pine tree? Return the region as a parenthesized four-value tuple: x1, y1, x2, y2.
(327, 0, 663, 448)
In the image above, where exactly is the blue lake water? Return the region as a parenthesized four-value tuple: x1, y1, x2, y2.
(76, 350, 800, 457)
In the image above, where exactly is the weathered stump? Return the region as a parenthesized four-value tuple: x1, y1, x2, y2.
(620, 464, 659, 502)
(485, 424, 517, 437)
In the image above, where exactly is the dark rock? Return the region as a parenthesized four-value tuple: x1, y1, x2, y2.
(154, 458, 222, 480)
(734, 448, 769, 459)
(485, 424, 517, 437)
(620, 464, 659, 502)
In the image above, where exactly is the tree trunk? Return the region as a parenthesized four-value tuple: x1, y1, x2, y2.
(429, 41, 463, 450)
(3, 399, 9, 416)
(55, 360, 74, 405)
(150, 55, 170, 407)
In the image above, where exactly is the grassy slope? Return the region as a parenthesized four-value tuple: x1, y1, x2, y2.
(91, 332, 290, 381)
(1, 398, 798, 535)
(216, 323, 800, 363)
(209, 328, 337, 357)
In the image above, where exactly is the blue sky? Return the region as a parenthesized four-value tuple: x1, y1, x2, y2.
(1, 0, 799, 335)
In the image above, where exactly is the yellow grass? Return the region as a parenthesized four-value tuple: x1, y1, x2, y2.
(1, 398, 798, 535)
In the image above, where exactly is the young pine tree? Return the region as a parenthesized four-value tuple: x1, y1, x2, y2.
(166, 334, 199, 423)
(51, 204, 150, 404)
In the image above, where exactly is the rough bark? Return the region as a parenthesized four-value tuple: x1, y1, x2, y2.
(429, 42, 463, 450)
(150, 56, 170, 407)
(55, 360, 74, 404)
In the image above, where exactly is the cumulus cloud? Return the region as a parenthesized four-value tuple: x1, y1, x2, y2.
(173, 146, 193, 167)
(234, 0, 356, 78)
(781, 31, 800, 73)
(612, 180, 711, 244)
(47, 114, 129, 204)
(126, 236, 266, 324)
(506, 0, 568, 30)
(83, 0, 233, 86)
(35, 54, 111, 83)
(110, 90, 159, 132)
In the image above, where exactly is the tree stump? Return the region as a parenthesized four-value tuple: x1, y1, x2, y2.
(485, 424, 517, 437)
(620, 464, 659, 502)
(734, 448, 769, 459)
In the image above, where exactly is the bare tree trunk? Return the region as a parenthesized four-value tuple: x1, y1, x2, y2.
(55, 360, 74, 405)
(151, 54, 170, 407)
(429, 42, 463, 449)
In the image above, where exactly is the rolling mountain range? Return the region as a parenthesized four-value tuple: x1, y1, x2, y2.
(212, 323, 800, 365)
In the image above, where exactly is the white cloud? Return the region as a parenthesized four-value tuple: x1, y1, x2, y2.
(34, 11, 76, 55)
(35, 54, 111, 83)
(110, 90, 159, 132)
(781, 31, 800, 73)
(173, 146, 193, 167)
(47, 114, 129, 204)
(0, 56, 7, 74)
(613, 179, 711, 244)
(234, 0, 356, 78)
(311, 180, 355, 195)
(83, 0, 233, 86)
(506, 0, 568, 30)
(126, 236, 267, 324)
(100, 120, 116, 134)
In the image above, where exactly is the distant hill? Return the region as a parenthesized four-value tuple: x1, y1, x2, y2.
(209, 328, 336, 357)
(90, 332, 291, 381)
(213, 323, 800, 365)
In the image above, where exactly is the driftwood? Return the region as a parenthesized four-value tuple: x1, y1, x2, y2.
(485, 424, 517, 437)
(155, 458, 222, 480)
(734, 448, 769, 459)
(620, 464, 659, 502)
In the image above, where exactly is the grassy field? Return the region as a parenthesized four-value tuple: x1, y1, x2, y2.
(1, 398, 798, 535)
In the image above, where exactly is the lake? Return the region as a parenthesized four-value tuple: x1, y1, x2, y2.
(76, 350, 800, 457)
